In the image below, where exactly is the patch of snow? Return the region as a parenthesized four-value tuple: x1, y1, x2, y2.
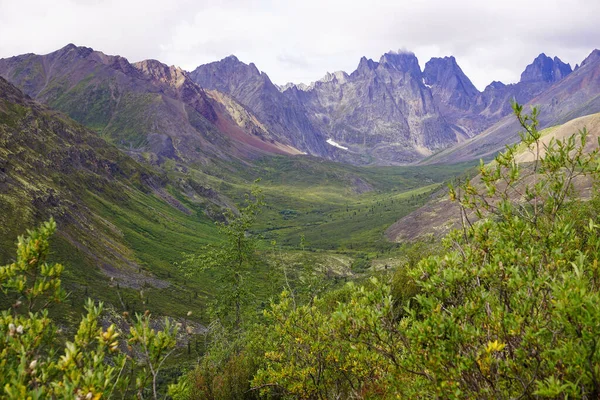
(422, 78, 432, 89)
(326, 139, 348, 150)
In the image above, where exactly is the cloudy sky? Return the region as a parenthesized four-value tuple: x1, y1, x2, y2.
(0, 0, 598, 90)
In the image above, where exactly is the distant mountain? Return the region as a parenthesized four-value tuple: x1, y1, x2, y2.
(279, 51, 575, 164)
(280, 51, 454, 163)
(423, 56, 479, 111)
(422, 56, 481, 139)
(424, 49, 599, 164)
(0, 44, 302, 165)
(520, 53, 572, 83)
(1, 44, 594, 165)
(477, 54, 572, 118)
(189, 55, 329, 157)
(422, 53, 573, 140)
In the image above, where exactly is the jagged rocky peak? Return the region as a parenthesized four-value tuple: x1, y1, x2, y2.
(378, 50, 422, 77)
(55, 43, 95, 58)
(219, 54, 261, 76)
(581, 49, 600, 67)
(278, 82, 312, 92)
(279, 70, 350, 92)
(423, 56, 478, 96)
(355, 56, 379, 75)
(485, 80, 506, 90)
(520, 53, 572, 84)
(133, 59, 187, 88)
(49, 43, 141, 76)
(296, 82, 312, 90)
(319, 70, 349, 84)
(189, 54, 267, 93)
(278, 82, 298, 91)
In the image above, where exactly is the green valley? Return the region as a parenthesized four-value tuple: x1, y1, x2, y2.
(2, 27, 600, 398)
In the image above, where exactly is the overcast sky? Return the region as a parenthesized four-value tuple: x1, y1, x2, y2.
(0, 0, 598, 90)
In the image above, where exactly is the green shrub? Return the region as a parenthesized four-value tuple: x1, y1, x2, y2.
(0, 219, 178, 399)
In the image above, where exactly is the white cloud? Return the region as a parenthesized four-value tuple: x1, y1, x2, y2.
(0, 0, 598, 90)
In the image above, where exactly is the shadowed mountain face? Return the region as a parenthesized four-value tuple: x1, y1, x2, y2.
(422, 53, 573, 140)
(0, 44, 302, 165)
(520, 53, 573, 83)
(423, 56, 479, 111)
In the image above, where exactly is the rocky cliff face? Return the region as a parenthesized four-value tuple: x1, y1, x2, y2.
(280, 51, 455, 163)
(189, 56, 329, 156)
(422, 56, 482, 139)
(423, 49, 599, 165)
(279, 52, 575, 163)
(421, 53, 573, 140)
(520, 53, 572, 83)
(423, 56, 479, 111)
(476, 54, 572, 118)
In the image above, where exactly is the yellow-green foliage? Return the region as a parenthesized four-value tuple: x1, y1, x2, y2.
(0, 220, 179, 399)
(179, 105, 600, 399)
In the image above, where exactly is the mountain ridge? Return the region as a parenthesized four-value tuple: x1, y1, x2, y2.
(2, 44, 599, 165)
(0, 44, 304, 166)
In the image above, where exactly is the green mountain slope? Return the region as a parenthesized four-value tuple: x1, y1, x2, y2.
(0, 76, 220, 319)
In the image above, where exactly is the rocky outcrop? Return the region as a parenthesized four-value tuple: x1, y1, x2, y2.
(422, 56, 482, 139)
(520, 53, 572, 83)
(281, 51, 455, 163)
(423, 56, 479, 111)
(132, 59, 218, 123)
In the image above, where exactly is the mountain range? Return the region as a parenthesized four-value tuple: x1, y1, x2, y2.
(2, 45, 599, 165)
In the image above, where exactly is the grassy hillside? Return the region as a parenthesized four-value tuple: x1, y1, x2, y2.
(0, 77, 221, 324)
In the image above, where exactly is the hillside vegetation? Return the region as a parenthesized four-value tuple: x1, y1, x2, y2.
(168, 104, 600, 399)
(0, 76, 472, 342)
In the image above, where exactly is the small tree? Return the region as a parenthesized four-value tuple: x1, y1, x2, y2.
(0, 219, 178, 399)
(398, 103, 600, 398)
(180, 184, 264, 331)
(176, 184, 266, 400)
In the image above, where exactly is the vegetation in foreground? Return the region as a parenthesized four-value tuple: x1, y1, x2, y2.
(0, 219, 179, 399)
(3, 104, 600, 399)
(172, 104, 600, 399)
